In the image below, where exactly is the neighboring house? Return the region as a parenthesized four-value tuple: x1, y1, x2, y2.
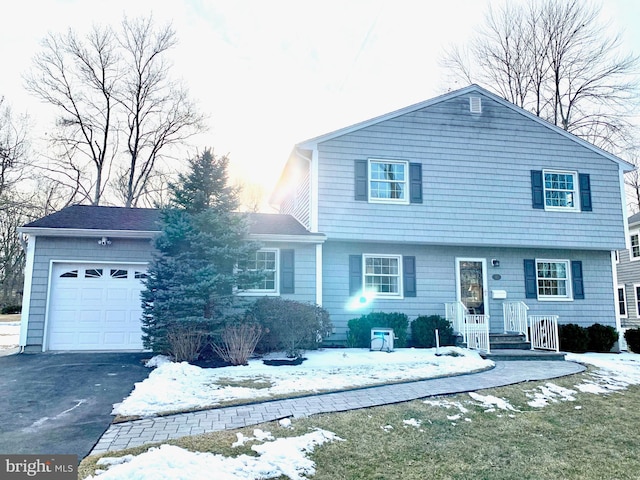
(615, 213, 640, 348)
(19, 84, 633, 352)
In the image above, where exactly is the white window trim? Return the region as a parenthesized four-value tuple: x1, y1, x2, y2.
(535, 258, 573, 301)
(542, 169, 579, 212)
(363, 253, 404, 299)
(634, 284, 640, 320)
(630, 231, 640, 261)
(618, 285, 628, 319)
(368, 159, 410, 205)
(237, 248, 280, 296)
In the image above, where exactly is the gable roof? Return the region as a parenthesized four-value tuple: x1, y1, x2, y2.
(296, 84, 634, 172)
(629, 212, 640, 228)
(20, 205, 325, 243)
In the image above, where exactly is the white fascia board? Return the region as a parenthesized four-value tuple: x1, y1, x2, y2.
(248, 233, 326, 244)
(17, 227, 159, 239)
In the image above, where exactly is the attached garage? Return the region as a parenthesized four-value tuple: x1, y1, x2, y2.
(46, 262, 147, 351)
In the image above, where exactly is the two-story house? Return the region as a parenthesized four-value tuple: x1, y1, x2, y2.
(271, 84, 632, 344)
(18, 85, 632, 352)
(615, 213, 640, 349)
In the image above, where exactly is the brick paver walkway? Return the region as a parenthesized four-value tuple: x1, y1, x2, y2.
(91, 360, 585, 455)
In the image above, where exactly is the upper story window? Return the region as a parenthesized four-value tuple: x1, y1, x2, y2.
(363, 254, 403, 297)
(531, 170, 591, 212)
(631, 233, 640, 260)
(368, 160, 409, 204)
(543, 170, 578, 211)
(536, 260, 571, 299)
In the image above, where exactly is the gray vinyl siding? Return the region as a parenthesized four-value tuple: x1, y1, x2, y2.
(316, 93, 625, 250)
(24, 237, 317, 351)
(322, 241, 615, 344)
(616, 244, 640, 322)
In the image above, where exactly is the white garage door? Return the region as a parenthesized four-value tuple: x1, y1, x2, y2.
(47, 263, 147, 350)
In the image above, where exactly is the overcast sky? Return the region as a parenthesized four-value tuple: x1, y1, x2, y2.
(2, 0, 639, 208)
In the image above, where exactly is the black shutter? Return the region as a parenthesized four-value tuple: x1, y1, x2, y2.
(409, 163, 423, 204)
(355, 160, 368, 201)
(524, 259, 537, 298)
(579, 173, 592, 212)
(349, 255, 362, 295)
(531, 170, 544, 209)
(403, 256, 417, 297)
(572, 260, 584, 300)
(280, 249, 295, 294)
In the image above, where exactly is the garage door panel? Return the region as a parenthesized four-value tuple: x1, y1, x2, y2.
(48, 263, 146, 351)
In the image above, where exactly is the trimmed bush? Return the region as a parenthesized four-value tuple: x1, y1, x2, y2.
(411, 315, 456, 348)
(558, 323, 589, 353)
(247, 297, 332, 358)
(587, 323, 618, 352)
(624, 328, 640, 353)
(212, 322, 263, 366)
(165, 319, 210, 362)
(347, 312, 409, 348)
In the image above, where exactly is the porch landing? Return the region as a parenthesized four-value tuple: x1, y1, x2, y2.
(483, 333, 565, 361)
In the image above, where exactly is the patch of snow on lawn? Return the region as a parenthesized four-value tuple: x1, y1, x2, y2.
(423, 399, 469, 414)
(403, 418, 421, 428)
(566, 353, 640, 395)
(526, 382, 577, 408)
(468, 392, 519, 412)
(88, 429, 342, 480)
(114, 347, 492, 417)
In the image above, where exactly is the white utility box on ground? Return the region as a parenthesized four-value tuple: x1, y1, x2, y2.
(370, 328, 395, 352)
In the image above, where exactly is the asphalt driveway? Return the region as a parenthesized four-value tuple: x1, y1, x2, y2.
(0, 352, 151, 461)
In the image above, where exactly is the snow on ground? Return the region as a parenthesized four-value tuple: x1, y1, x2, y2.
(113, 347, 492, 417)
(0, 322, 19, 348)
(88, 428, 343, 480)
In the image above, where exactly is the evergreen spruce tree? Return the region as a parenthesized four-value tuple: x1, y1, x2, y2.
(141, 149, 260, 354)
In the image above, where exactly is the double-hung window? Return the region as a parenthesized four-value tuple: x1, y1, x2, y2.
(363, 254, 402, 297)
(239, 249, 279, 294)
(631, 233, 640, 260)
(368, 160, 409, 204)
(543, 170, 578, 211)
(618, 286, 627, 318)
(536, 260, 571, 299)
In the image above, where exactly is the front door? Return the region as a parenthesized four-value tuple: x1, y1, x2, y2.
(456, 258, 488, 316)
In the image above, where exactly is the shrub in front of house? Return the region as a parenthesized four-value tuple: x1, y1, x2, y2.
(247, 297, 332, 358)
(411, 315, 456, 348)
(558, 323, 589, 353)
(624, 328, 640, 353)
(1, 305, 21, 315)
(164, 318, 215, 362)
(346, 312, 409, 348)
(586, 323, 619, 352)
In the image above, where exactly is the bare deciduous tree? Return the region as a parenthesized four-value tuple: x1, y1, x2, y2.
(442, 0, 640, 153)
(24, 15, 205, 207)
(0, 97, 30, 198)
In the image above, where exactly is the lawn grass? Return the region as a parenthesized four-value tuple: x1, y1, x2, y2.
(80, 368, 640, 480)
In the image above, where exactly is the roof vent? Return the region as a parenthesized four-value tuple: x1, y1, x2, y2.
(470, 96, 482, 114)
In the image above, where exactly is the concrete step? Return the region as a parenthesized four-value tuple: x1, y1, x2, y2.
(481, 349, 566, 361)
(489, 333, 531, 350)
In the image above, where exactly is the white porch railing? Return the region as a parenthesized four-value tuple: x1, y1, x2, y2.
(529, 315, 560, 352)
(445, 302, 490, 353)
(503, 301, 529, 342)
(445, 301, 467, 341)
(464, 314, 491, 353)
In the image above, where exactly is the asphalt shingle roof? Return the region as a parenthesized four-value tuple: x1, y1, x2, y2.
(23, 205, 317, 237)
